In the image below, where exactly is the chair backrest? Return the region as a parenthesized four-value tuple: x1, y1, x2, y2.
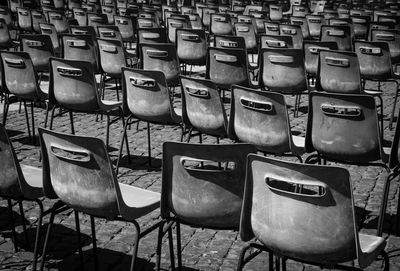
(206, 46, 250, 89)
(97, 38, 127, 77)
(180, 75, 227, 137)
(87, 12, 108, 33)
(48, 10, 69, 33)
(305, 92, 383, 162)
(49, 57, 101, 112)
(73, 7, 88, 26)
(234, 22, 258, 53)
(210, 13, 233, 36)
(306, 14, 325, 39)
(121, 68, 177, 124)
(320, 25, 352, 51)
(176, 28, 207, 66)
(20, 34, 55, 73)
(0, 19, 13, 49)
(351, 15, 370, 40)
(97, 24, 123, 42)
(303, 40, 337, 76)
(354, 41, 392, 80)
(140, 42, 180, 86)
(240, 154, 358, 265)
(31, 10, 46, 33)
(214, 34, 246, 50)
(114, 15, 135, 42)
(69, 25, 97, 37)
(38, 128, 121, 218)
(316, 50, 361, 94)
(264, 21, 280, 35)
(17, 7, 32, 32)
(39, 23, 60, 52)
(228, 85, 296, 155)
(279, 23, 303, 49)
(371, 29, 400, 64)
(269, 4, 283, 21)
(389, 107, 400, 169)
(0, 6, 13, 26)
(201, 6, 218, 29)
(260, 34, 294, 49)
(161, 141, 255, 229)
(259, 48, 307, 93)
(137, 17, 159, 28)
(186, 13, 202, 29)
(101, 4, 116, 23)
(290, 16, 310, 39)
(292, 4, 310, 17)
(0, 51, 42, 101)
(167, 16, 190, 43)
(61, 34, 100, 73)
(137, 27, 167, 45)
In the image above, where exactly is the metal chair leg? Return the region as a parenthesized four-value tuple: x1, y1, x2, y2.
(116, 116, 130, 175)
(32, 199, 44, 271)
(176, 222, 182, 270)
(7, 199, 18, 252)
(69, 111, 75, 135)
(30, 101, 36, 145)
(23, 101, 32, 140)
(18, 201, 29, 247)
(39, 206, 57, 271)
(129, 220, 141, 271)
(90, 215, 99, 271)
(168, 225, 175, 270)
(147, 122, 152, 167)
(377, 171, 396, 236)
(73, 210, 84, 270)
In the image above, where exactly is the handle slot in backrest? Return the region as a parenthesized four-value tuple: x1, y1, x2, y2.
(352, 18, 366, 23)
(142, 33, 160, 39)
(321, 103, 362, 117)
(219, 40, 238, 48)
(359, 46, 382, 55)
(57, 66, 83, 77)
(325, 56, 350, 67)
(18, 10, 28, 15)
(181, 157, 236, 172)
(129, 76, 156, 87)
(185, 86, 209, 98)
(266, 25, 279, 31)
(265, 177, 327, 197)
(74, 11, 85, 16)
(268, 55, 294, 64)
(170, 22, 183, 28)
(266, 39, 286, 48)
(309, 46, 329, 54)
(327, 29, 345, 36)
(116, 18, 128, 25)
(50, 144, 91, 163)
(100, 31, 116, 37)
(91, 17, 104, 22)
(241, 98, 273, 112)
(215, 54, 237, 62)
(214, 16, 227, 22)
(236, 26, 249, 32)
(181, 33, 200, 41)
(375, 33, 395, 41)
(33, 14, 43, 18)
(140, 22, 153, 27)
(291, 19, 304, 25)
(25, 40, 44, 47)
(66, 40, 87, 47)
(100, 44, 117, 53)
(146, 49, 168, 58)
(281, 28, 297, 35)
(4, 58, 25, 68)
(50, 14, 62, 20)
(41, 27, 52, 33)
(239, 18, 251, 23)
(309, 18, 321, 23)
(73, 30, 88, 34)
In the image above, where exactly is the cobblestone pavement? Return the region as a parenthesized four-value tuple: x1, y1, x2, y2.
(1, 68, 400, 271)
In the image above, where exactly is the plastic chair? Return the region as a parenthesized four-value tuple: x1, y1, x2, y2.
(155, 141, 255, 271)
(234, 21, 258, 54)
(17, 7, 33, 33)
(0, 124, 59, 271)
(210, 13, 233, 36)
(101, 4, 117, 24)
(47, 10, 69, 33)
(31, 10, 46, 33)
(87, 12, 108, 34)
(48, 57, 124, 147)
(351, 15, 370, 40)
(264, 21, 280, 35)
(320, 25, 352, 51)
(114, 15, 135, 45)
(303, 40, 337, 89)
(39, 23, 60, 56)
(137, 17, 159, 28)
(0, 51, 49, 144)
(238, 154, 389, 271)
(260, 34, 294, 49)
(371, 29, 400, 65)
(116, 68, 183, 169)
(167, 16, 190, 43)
(0, 19, 19, 50)
(228, 85, 304, 160)
(186, 12, 202, 29)
(139, 42, 180, 87)
(258, 48, 307, 116)
(180, 75, 227, 141)
(69, 25, 97, 37)
(355, 40, 400, 130)
(20, 34, 55, 74)
(290, 16, 310, 39)
(176, 28, 207, 74)
(279, 23, 303, 49)
(38, 128, 161, 271)
(269, 4, 283, 21)
(201, 6, 218, 30)
(306, 14, 325, 39)
(72, 7, 88, 26)
(214, 34, 247, 49)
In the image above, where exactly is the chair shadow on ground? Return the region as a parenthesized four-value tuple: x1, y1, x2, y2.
(113, 153, 162, 172)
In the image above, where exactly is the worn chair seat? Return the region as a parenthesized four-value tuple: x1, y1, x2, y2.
(358, 233, 387, 268)
(119, 183, 160, 220)
(292, 135, 305, 149)
(99, 100, 123, 111)
(20, 165, 43, 190)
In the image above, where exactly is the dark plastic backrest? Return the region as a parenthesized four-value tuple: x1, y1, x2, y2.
(269, 4, 283, 21)
(180, 75, 227, 137)
(240, 155, 357, 264)
(87, 12, 108, 32)
(114, 15, 135, 42)
(206, 46, 250, 89)
(98, 25, 123, 42)
(306, 14, 326, 38)
(214, 34, 246, 50)
(73, 7, 88, 26)
(0, 19, 12, 47)
(17, 7, 32, 32)
(389, 107, 400, 169)
(303, 40, 337, 76)
(210, 13, 233, 35)
(49, 57, 100, 112)
(0, 51, 41, 100)
(371, 29, 400, 64)
(201, 7, 218, 28)
(234, 22, 257, 52)
(167, 16, 190, 43)
(354, 41, 392, 80)
(97, 38, 127, 76)
(320, 25, 352, 51)
(186, 13, 202, 29)
(32, 10, 46, 33)
(140, 42, 180, 86)
(264, 21, 280, 35)
(48, 11, 69, 33)
(122, 68, 176, 124)
(38, 128, 120, 218)
(137, 27, 167, 45)
(290, 16, 310, 39)
(176, 28, 207, 66)
(229, 85, 294, 154)
(20, 34, 55, 72)
(351, 15, 370, 40)
(279, 24, 303, 49)
(259, 48, 307, 93)
(316, 50, 361, 94)
(61, 34, 99, 73)
(102, 4, 116, 24)
(39, 23, 60, 52)
(260, 34, 294, 49)
(161, 142, 255, 229)
(69, 25, 97, 38)
(305, 92, 382, 162)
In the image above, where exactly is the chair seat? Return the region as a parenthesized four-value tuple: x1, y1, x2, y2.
(364, 89, 383, 96)
(292, 135, 305, 148)
(99, 100, 122, 112)
(21, 164, 43, 189)
(357, 233, 386, 268)
(119, 183, 160, 220)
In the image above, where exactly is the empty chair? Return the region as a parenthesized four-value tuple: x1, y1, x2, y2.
(269, 4, 283, 21)
(180, 76, 227, 141)
(371, 29, 400, 65)
(186, 13, 202, 29)
(234, 22, 258, 54)
(101, 4, 117, 24)
(140, 43, 180, 87)
(176, 28, 207, 74)
(306, 14, 325, 39)
(116, 68, 183, 169)
(47, 10, 69, 33)
(38, 128, 161, 271)
(279, 23, 303, 49)
(17, 7, 33, 33)
(201, 6, 218, 30)
(320, 25, 352, 51)
(351, 15, 370, 40)
(39, 23, 60, 56)
(72, 7, 88, 26)
(238, 154, 389, 270)
(114, 15, 135, 45)
(0, 51, 49, 143)
(167, 16, 190, 43)
(48, 57, 123, 147)
(0, 19, 19, 50)
(31, 10, 46, 33)
(69, 25, 97, 37)
(210, 13, 233, 36)
(87, 12, 108, 33)
(228, 85, 304, 160)
(20, 34, 55, 74)
(155, 142, 255, 271)
(260, 34, 294, 49)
